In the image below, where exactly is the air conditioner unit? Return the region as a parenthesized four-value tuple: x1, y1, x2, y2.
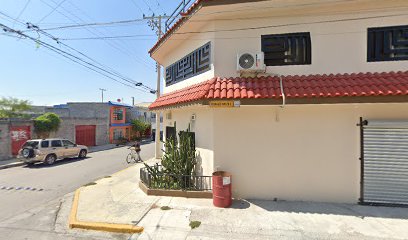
(237, 52, 265, 72)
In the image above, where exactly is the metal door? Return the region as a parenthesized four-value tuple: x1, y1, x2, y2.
(75, 125, 96, 146)
(360, 119, 408, 206)
(10, 126, 31, 156)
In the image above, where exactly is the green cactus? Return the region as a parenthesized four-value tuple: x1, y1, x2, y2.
(143, 122, 197, 190)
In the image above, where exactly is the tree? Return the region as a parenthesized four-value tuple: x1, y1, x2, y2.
(0, 97, 31, 119)
(34, 113, 61, 138)
(131, 119, 150, 138)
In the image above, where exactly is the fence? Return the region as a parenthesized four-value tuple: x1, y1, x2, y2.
(165, 0, 194, 31)
(140, 165, 212, 191)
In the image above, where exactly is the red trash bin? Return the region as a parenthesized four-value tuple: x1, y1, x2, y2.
(212, 171, 232, 208)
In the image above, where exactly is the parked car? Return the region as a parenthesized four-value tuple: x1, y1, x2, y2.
(17, 138, 88, 165)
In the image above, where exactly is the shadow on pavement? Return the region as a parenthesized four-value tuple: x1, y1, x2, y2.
(23, 157, 91, 169)
(247, 199, 408, 220)
(230, 199, 251, 209)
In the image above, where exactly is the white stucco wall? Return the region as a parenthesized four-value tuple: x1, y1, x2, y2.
(213, 10, 408, 78)
(212, 103, 408, 203)
(158, 4, 408, 94)
(164, 107, 214, 177)
(152, 1, 408, 203)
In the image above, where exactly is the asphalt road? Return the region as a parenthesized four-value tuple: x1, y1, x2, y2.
(0, 142, 155, 224)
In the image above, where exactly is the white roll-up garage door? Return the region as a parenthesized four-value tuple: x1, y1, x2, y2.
(362, 120, 408, 206)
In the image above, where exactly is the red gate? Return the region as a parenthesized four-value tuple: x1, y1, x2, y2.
(75, 125, 96, 146)
(11, 126, 31, 156)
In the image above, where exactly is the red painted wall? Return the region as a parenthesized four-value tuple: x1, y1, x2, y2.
(10, 126, 31, 156)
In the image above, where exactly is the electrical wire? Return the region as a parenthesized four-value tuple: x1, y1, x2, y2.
(37, 0, 67, 24)
(38, 0, 155, 70)
(13, 0, 31, 27)
(64, 0, 155, 70)
(1, 22, 154, 94)
(59, 34, 156, 40)
(63, 0, 156, 70)
(172, 12, 408, 35)
(0, 10, 26, 26)
(29, 23, 156, 93)
(31, 18, 148, 31)
(142, 0, 155, 15)
(40, 12, 408, 41)
(65, 0, 156, 70)
(129, 0, 144, 14)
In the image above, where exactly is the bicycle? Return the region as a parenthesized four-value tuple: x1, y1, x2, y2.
(126, 147, 142, 164)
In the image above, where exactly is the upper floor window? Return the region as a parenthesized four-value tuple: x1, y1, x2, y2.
(261, 32, 311, 66)
(368, 25, 408, 62)
(113, 108, 124, 121)
(165, 42, 211, 86)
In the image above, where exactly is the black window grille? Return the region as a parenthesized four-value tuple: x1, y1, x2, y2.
(261, 32, 311, 66)
(165, 42, 211, 86)
(367, 25, 408, 62)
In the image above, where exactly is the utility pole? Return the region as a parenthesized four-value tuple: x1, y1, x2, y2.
(143, 14, 169, 159)
(99, 88, 107, 102)
(132, 97, 135, 106)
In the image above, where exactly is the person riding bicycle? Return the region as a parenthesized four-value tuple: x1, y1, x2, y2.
(130, 140, 142, 162)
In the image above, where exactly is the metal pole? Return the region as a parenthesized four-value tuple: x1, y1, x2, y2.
(155, 15, 162, 159)
(99, 88, 106, 103)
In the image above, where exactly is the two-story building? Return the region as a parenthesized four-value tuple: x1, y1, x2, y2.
(48, 101, 132, 146)
(149, 0, 408, 205)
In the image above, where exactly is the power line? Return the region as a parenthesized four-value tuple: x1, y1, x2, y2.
(0, 10, 26, 26)
(13, 0, 31, 27)
(37, 0, 67, 24)
(154, 0, 165, 14)
(30, 23, 156, 93)
(142, 0, 155, 15)
(27, 22, 156, 93)
(38, 0, 155, 70)
(35, 11, 408, 42)
(59, 34, 155, 40)
(30, 18, 148, 31)
(171, 12, 408, 35)
(129, 0, 144, 14)
(1, 22, 154, 93)
(64, 0, 156, 70)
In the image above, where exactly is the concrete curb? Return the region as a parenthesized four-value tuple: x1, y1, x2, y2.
(0, 162, 25, 170)
(68, 170, 144, 234)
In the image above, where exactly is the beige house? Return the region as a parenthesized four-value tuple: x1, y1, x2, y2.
(149, 0, 408, 205)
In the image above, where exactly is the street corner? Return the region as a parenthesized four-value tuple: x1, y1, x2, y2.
(68, 187, 144, 234)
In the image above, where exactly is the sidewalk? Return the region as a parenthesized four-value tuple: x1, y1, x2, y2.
(0, 158, 24, 170)
(70, 160, 408, 240)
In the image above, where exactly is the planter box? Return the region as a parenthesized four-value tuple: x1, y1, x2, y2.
(139, 181, 213, 199)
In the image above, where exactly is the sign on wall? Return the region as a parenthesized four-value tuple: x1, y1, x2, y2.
(209, 100, 240, 108)
(165, 42, 211, 86)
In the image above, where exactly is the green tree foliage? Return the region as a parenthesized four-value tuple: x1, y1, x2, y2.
(131, 119, 151, 137)
(0, 97, 31, 119)
(34, 113, 61, 138)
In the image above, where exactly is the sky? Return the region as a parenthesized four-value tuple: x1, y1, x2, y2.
(0, 0, 180, 106)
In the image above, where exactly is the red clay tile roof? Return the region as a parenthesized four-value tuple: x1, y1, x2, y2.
(149, 71, 408, 109)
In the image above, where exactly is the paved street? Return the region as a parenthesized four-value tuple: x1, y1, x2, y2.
(0, 142, 154, 239)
